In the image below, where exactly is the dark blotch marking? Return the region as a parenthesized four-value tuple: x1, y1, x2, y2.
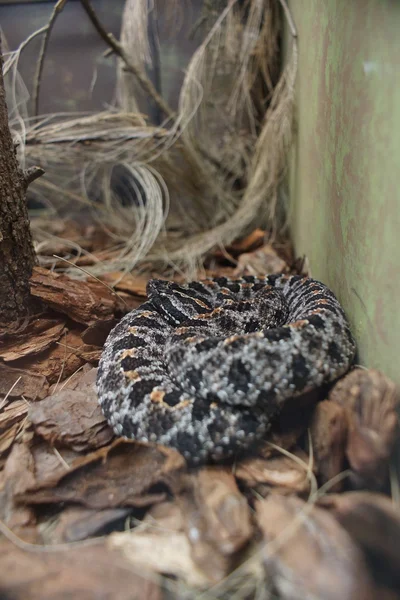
(264, 327, 292, 342)
(113, 335, 146, 352)
(128, 379, 163, 407)
(308, 314, 325, 329)
(133, 317, 164, 330)
(228, 359, 252, 392)
(121, 356, 152, 371)
(163, 390, 183, 407)
(327, 340, 342, 362)
(195, 338, 219, 352)
(291, 354, 310, 389)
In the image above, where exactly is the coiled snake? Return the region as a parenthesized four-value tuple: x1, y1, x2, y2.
(97, 275, 356, 463)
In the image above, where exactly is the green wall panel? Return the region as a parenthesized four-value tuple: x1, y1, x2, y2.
(288, 0, 400, 386)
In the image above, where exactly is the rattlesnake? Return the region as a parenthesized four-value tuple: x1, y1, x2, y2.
(96, 275, 356, 463)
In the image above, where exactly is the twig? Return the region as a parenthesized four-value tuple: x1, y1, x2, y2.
(79, 0, 176, 122)
(23, 166, 45, 188)
(32, 0, 68, 116)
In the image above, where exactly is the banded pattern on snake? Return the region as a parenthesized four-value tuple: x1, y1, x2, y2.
(96, 275, 356, 463)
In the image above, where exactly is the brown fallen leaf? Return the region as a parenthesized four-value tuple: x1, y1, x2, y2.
(329, 368, 398, 489)
(30, 266, 126, 325)
(0, 317, 66, 361)
(16, 440, 185, 510)
(234, 243, 289, 276)
(309, 400, 348, 492)
(172, 467, 253, 582)
(235, 449, 312, 496)
(318, 491, 400, 591)
(0, 363, 49, 401)
(0, 540, 162, 600)
(255, 494, 375, 600)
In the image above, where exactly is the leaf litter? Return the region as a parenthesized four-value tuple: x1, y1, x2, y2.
(0, 232, 399, 600)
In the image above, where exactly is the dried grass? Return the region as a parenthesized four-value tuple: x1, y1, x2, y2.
(4, 0, 297, 279)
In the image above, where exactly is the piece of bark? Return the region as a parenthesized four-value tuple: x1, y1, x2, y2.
(0, 363, 49, 401)
(172, 467, 253, 582)
(9, 328, 86, 384)
(100, 272, 149, 297)
(0, 317, 66, 361)
(29, 266, 126, 325)
(16, 440, 184, 510)
(81, 317, 119, 345)
(28, 386, 113, 453)
(255, 494, 375, 600)
(329, 368, 398, 489)
(309, 400, 348, 491)
(0, 540, 162, 600)
(235, 449, 312, 496)
(318, 491, 400, 590)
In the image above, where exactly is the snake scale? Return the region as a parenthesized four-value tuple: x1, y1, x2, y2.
(97, 275, 356, 464)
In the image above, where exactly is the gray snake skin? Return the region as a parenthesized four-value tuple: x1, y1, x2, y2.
(97, 275, 356, 464)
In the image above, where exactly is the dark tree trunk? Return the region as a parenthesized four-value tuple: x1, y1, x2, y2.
(0, 38, 41, 327)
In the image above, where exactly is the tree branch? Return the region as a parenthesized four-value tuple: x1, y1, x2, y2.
(79, 0, 176, 122)
(32, 0, 68, 116)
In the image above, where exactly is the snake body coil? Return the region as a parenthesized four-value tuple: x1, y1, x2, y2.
(97, 275, 356, 463)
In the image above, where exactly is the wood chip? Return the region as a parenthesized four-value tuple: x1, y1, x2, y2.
(0, 317, 66, 361)
(0, 363, 49, 401)
(0, 540, 162, 600)
(329, 368, 398, 489)
(10, 328, 86, 384)
(30, 266, 126, 325)
(28, 386, 113, 453)
(235, 450, 312, 496)
(16, 440, 185, 510)
(172, 467, 253, 581)
(255, 494, 376, 600)
(310, 400, 348, 492)
(318, 491, 400, 591)
(234, 243, 288, 276)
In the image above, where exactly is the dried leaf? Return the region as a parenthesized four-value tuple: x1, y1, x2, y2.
(256, 494, 375, 600)
(17, 440, 185, 510)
